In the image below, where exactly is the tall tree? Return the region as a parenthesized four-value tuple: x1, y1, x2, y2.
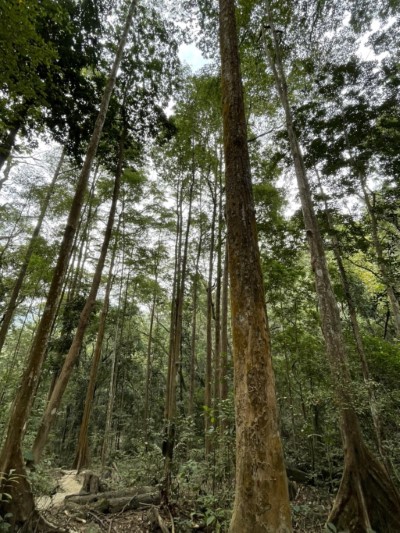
(73, 224, 119, 471)
(0, 147, 65, 354)
(263, 3, 400, 529)
(0, 2, 136, 527)
(219, 0, 292, 530)
(32, 118, 126, 464)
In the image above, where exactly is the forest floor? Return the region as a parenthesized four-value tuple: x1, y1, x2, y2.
(34, 469, 333, 531)
(36, 470, 154, 532)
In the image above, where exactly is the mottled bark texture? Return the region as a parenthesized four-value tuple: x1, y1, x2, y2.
(264, 4, 400, 530)
(0, 3, 136, 527)
(219, 0, 292, 531)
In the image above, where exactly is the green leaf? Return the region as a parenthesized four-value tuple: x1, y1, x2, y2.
(325, 523, 337, 533)
(206, 515, 216, 526)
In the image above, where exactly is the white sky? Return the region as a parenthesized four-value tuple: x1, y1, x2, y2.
(178, 42, 211, 72)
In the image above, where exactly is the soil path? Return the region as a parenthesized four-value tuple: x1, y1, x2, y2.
(36, 469, 83, 510)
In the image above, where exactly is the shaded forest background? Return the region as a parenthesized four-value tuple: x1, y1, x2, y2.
(0, 0, 400, 530)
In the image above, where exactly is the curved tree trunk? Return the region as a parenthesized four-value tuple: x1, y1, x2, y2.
(0, 4, 136, 526)
(32, 122, 126, 464)
(219, 0, 292, 531)
(73, 220, 120, 471)
(0, 100, 31, 172)
(263, 6, 400, 530)
(316, 172, 392, 475)
(0, 147, 65, 355)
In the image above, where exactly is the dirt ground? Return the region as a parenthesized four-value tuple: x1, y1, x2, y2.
(36, 469, 157, 532)
(35, 470, 332, 531)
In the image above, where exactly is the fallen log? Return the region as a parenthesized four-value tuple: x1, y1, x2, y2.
(64, 491, 161, 514)
(66, 486, 155, 504)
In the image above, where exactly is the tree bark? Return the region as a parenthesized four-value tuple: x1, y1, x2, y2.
(263, 7, 400, 530)
(32, 122, 126, 464)
(0, 100, 31, 172)
(163, 173, 194, 500)
(219, 0, 292, 530)
(205, 175, 217, 455)
(189, 228, 202, 416)
(73, 219, 120, 471)
(316, 171, 391, 474)
(0, 4, 136, 524)
(101, 249, 130, 468)
(0, 147, 65, 354)
(219, 241, 229, 405)
(214, 169, 223, 414)
(340, 113, 400, 337)
(144, 258, 159, 443)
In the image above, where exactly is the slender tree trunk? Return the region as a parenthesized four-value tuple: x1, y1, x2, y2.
(69, 167, 99, 301)
(102, 267, 129, 467)
(144, 263, 159, 443)
(361, 180, 400, 337)
(316, 171, 391, 474)
(219, 241, 229, 405)
(214, 170, 223, 413)
(163, 174, 194, 500)
(72, 219, 120, 471)
(0, 6, 135, 523)
(46, 172, 99, 400)
(0, 155, 14, 192)
(219, 0, 292, 530)
(0, 101, 30, 172)
(340, 113, 400, 337)
(189, 230, 202, 416)
(163, 182, 182, 485)
(263, 8, 400, 530)
(205, 177, 217, 455)
(32, 123, 126, 464)
(0, 200, 28, 264)
(0, 147, 65, 354)
(0, 296, 34, 410)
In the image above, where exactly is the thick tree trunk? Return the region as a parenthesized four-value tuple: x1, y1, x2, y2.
(263, 8, 400, 530)
(0, 147, 65, 354)
(0, 5, 135, 523)
(219, 0, 292, 531)
(32, 123, 126, 464)
(73, 220, 120, 471)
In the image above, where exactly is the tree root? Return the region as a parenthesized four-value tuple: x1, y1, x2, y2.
(328, 443, 400, 532)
